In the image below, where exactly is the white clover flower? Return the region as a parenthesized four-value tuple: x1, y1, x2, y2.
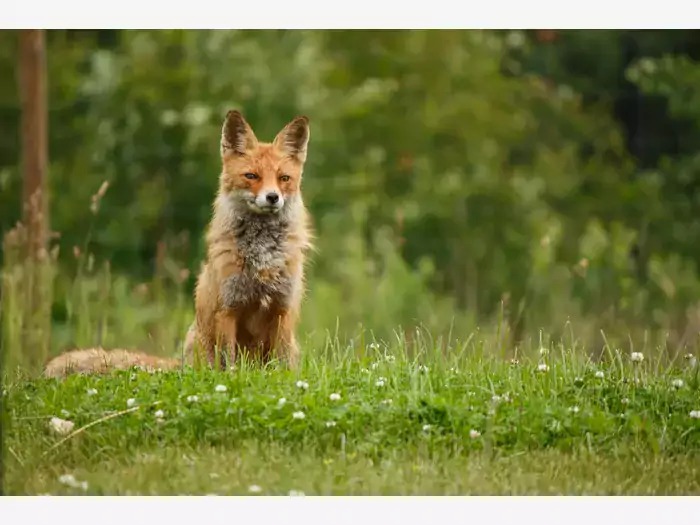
(186, 395, 199, 403)
(569, 406, 580, 414)
(595, 371, 605, 379)
(325, 421, 336, 428)
(296, 380, 309, 390)
(630, 352, 644, 363)
(422, 424, 432, 431)
(689, 410, 700, 420)
(60, 409, 71, 418)
(671, 379, 684, 389)
(126, 398, 137, 408)
(292, 411, 306, 420)
(537, 363, 550, 372)
(58, 474, 88, 491)
(248, 485, 262, 493)
(49, 417, 75, 436)
(375, 379, 386, 387)
(469, 429, 481, 439)
(215, 384, 227, 393)
(154, 409, 164, 419)
(87, 388, 98, 396)
(277, 397, 287, 407)
(329, 393, 341, 402)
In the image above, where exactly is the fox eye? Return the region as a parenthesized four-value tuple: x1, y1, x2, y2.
(279, 174, 291, 182)
(243, 172, 259, 180)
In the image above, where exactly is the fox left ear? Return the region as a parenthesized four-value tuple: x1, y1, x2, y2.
(273, 116, 310, 163)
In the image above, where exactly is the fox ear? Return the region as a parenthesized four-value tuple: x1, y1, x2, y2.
(273, 116, 310, 163)
(221, 110, 258, 157)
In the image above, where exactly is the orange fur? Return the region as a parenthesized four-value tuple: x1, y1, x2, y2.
(185, 110, 313, 369)
(43, 348, 181, 379)
(41, 111, 313, 379)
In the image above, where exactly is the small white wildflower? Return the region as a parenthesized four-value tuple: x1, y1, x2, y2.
(569, 406, 580, 414)
(672, 379, 684, 389)
(510, 358, 520, 365)
(58, 474, 88, 491)
(368, 342, 380, 350)
(537, 363, 550, 372)
(49, 417, 75, 436)
(381, 398, 393, 405)
(329, 393, 341, 401)
(154, 409, 164, 418)
(130, 373, 137, 381)
(492, 395, 502, 403)
(539, 347, 549, 356)
(296, 380, 309, 390)
(385, 354, 396, 363)
(215, 384, 227, 393)
(469, 429, 481, 439)
(630, 352, 644, 363)
(371, 362, 379, 370)
(449, 367, 456, 372)
(325, 421, 336, 428)
(186, 395, 199, 403)
(126, 398, 136, 408)
(502, 393, 512, 403)
(289, 490, 305, 497)
(87, 388, 98, 396)
(277, 397, 287, 407)
(422, 424, 432, 431)
(418, 365, 429, 373)
(60, 409, 71, 418)
(292, 411, 306, 420)
(595, 371, 605, 379)
(621, 398, 630, 405)
(248, 485, 262, 494)
(375, 379, 386, 387)
(689, 410, 700, 420)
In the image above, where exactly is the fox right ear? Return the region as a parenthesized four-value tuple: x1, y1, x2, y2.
(221, 110, 258, 157)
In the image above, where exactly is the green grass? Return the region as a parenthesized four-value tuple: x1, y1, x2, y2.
(4, 341, 700, 495)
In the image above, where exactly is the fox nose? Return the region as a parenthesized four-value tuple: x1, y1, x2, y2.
(266, 192, 280, 205)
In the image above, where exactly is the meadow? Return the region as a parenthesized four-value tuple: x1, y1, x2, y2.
(3, 319, 700, 495)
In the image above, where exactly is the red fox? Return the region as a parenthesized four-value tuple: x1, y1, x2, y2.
(43, 111, 313, 379)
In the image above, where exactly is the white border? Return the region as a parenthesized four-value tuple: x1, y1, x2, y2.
(2, 0, 698, 29)
(1, 496, 700, 524)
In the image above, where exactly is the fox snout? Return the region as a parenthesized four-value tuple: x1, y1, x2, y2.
(253, 188, 284, 213)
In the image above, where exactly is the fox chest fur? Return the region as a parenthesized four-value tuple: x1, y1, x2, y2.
(219, 210, 296, 311)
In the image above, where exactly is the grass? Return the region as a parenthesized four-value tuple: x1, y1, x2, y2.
(4, 340, 700, 495)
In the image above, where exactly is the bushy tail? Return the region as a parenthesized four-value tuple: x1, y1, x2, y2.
(43, 347, 182, 379)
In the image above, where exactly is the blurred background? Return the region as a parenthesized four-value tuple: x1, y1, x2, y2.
(2, 29, 700, 373)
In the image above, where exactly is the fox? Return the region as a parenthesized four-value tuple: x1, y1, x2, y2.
(42, 111, 313, 379)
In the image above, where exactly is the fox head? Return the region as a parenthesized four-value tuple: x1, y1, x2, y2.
(219, 110, 310, 215)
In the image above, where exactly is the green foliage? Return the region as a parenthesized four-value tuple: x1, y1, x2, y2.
(3, 30, 700, 362)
